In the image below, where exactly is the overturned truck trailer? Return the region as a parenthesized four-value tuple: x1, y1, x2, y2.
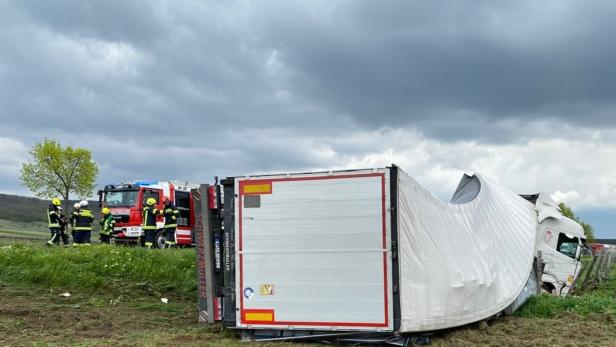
(194, 166, 537, 343)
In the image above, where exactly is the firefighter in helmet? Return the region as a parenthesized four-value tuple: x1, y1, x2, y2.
(70, 202, 81, 241)
(99, 207, 115, 244)
(71, 200, 94, 245)
(155, 197, 179, 248)
(143, 197, 159, 248)
(47, 198, 68, 246)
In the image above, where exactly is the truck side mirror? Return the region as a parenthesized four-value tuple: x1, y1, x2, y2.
(97, 190, 103, 207)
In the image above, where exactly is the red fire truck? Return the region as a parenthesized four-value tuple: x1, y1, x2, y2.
(98, 180, 200, 248)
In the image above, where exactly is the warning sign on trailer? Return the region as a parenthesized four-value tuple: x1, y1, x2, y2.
(260, 284, 274, 295)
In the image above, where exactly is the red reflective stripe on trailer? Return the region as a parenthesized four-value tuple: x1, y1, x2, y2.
(381, 173, 389, 328)
(238, 172, 389, 328)
(248, 320, 389, 328)
(214, 297, 222, 321)
(208, 186, 217, 209)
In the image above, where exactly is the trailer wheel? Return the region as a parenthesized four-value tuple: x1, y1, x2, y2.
(155, 230, 167, 249)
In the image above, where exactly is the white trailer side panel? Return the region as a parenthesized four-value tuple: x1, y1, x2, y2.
(235, 169, 392, 331)
(397, 170, 537, 332)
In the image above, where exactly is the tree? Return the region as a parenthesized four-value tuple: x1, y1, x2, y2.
(20, 138, 99, 212)
(558, 202, 596, 243)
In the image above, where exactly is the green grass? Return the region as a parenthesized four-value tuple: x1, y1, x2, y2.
(0, 229, 48, 239)
(0, 218, 48, 233)
(0, 244, 197, 300)
(515, 293, 616, 317)
(515, 262, 616, 318)
(1, 242, 615, 346)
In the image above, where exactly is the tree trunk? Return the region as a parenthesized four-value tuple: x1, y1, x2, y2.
(62, 189, 70, 217)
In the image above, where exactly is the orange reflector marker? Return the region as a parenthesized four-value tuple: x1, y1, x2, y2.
(242, 182, 272, 195)
(242, 309, 275, 323)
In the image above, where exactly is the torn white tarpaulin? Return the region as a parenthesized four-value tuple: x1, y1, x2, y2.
(397, 170, 537, 332)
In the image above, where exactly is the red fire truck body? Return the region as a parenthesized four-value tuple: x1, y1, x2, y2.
(99, 180, 200, 248)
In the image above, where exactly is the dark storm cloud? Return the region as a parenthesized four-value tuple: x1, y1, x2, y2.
(11, 0, 166, 45)
(248, 1, 616, 132)
(1, 0, 616, 184)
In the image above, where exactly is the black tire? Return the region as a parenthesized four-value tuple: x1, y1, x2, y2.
(542, 282, 557, 295)
(155, 230, 167, 249)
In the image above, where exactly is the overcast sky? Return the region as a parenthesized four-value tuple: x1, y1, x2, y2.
(0, 1, 614, 236)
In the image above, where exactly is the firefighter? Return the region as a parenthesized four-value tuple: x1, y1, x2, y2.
(56, 206, 70, 246)
(99, 207, 115, 244)
(142, 197, 159, 248)
(71, 200, 94, 245)
(156, 197, 179, 248)
(70, 202, 81, 241)
(46, 198, 63, 246)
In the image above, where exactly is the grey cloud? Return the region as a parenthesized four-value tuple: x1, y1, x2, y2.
(251, 1, 616, 133)
(11, 0, 167, 45)
(1, 0, 616, 186)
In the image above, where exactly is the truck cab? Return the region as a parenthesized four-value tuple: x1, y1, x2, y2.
(99, 180, 199, 248)
(521, 193, 585, 295)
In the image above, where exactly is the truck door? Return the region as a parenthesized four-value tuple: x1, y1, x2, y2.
(546, 230, 581, 294)
(174, 191, 192, 244)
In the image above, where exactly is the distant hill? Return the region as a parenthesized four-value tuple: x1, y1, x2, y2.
(0, 194, 100, 229)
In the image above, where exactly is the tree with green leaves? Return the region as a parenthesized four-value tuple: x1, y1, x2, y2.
(20, 138, 99, 212)
(558, 202, 596, 243)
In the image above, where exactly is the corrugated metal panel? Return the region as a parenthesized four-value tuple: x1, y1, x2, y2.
(235, 169, 393, 331)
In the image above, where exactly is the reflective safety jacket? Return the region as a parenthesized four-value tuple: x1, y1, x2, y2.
(99, 215, 116, 235)
(142, 206, 159, 230)
(70, 209, 78, 227)
(156, 203, 179, 228)
(47, 205, 60, 228)
(72, 209, 95, 231)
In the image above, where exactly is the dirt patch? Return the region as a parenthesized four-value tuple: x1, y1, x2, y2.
(0, 285, 200, 346)
(434, 315, 616, 346)
(1, 284, 615, 346)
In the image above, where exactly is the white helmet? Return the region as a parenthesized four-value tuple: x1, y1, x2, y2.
(79, 200, 89, 207)
(74, 203, 81, 209)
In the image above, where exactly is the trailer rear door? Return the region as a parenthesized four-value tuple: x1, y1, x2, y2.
(235, 169, 392, 331)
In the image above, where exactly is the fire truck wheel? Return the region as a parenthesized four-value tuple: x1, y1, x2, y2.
(154, 230, 167, 249)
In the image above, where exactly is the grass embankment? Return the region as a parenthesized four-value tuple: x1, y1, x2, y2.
(516, 257, 616, 318)
(0, 244, 197, 300)
(437, 264, 616, 346)
(0, 243, 314, 346)
(1, 243, 615, 346)
(0, 218, 48, 239)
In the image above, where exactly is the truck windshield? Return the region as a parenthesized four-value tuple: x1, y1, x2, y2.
(105, 190, 138, 207)
(557, 233, 580, 259)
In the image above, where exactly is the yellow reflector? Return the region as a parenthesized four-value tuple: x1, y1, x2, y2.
(244, 311, 274, 322)
(242, 183, 272, 195)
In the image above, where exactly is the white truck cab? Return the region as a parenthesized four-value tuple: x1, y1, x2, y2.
(521, 193, 585, 295)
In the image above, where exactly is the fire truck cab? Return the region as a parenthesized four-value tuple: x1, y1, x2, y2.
(99, 180, 199, 248)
